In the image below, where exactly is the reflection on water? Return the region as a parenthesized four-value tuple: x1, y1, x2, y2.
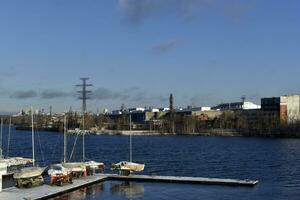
(110, 182, 145, 199)
(50, 183, 104, 200)
(50, 181, 144, 200)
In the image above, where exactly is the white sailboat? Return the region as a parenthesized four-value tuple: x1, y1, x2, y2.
(61, 113, 89, 177)
(81, 113, 105, 174)
(48, 113, 104, 185)
(48, 114, 84, 185)
(13, 107, 45, 188)
(111, 113, 145, 176)
(0, 117, 33, 175)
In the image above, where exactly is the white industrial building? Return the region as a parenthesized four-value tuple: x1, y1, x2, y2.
(285, 95, 300, 123)
(214, 101, 261, 111)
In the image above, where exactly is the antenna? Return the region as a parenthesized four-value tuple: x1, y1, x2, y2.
(241, 95, 246, 103)
(49, 105, 52, 116)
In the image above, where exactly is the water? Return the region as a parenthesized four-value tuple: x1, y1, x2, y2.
(2, 125, 300, 199)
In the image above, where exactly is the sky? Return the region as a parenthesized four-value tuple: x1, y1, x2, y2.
(0, 0, 299, 114)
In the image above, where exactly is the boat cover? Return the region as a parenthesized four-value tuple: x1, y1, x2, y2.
(13, 167, 45, 179)
(111, 161, 145, 172)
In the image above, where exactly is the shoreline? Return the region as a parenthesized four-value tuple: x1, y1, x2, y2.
(15, 127, 300, 138)
(14, 127, 300, 138)
(91, 129, 300, 138)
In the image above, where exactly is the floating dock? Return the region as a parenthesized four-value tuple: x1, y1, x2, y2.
(108, 174, 259, 187)
(0, 174, 108, 200)
(0, 174, 258, 200)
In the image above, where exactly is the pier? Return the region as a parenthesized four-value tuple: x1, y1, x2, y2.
(0, 174, 258, 199)
(0, 174, 108, 200)
(108, 174, 259, 187)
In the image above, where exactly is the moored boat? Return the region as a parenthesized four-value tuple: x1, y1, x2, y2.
(13, 107, 45, 188)
(111, 161, 145, 176)
(0, 118, 33, 175)
(111, 114, 145, 176)
(13, 167, 45, 179)
(85, 161, 105, 175)
(62, 162, 87, 178)
(0, 157, 33, 174)
(48, 164, 72, 186)
(111, 161, 145, 172)
(13, 166, 45, 188)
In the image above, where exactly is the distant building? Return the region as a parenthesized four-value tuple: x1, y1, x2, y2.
(174, 106, 221, 120)
(111, 110, 122, 115)
(176, 106, 211, 113)
(128, 107, 145, 112)
(159, 108, 170, 112)
(102, 108, 108, 114)
(261, 95, 300, 124)
(214, 101, 261, 111)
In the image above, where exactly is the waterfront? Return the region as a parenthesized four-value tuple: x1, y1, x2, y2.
(2, 126, 300, 199)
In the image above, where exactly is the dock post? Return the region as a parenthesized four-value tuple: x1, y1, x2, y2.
(0, 163, 7, 192)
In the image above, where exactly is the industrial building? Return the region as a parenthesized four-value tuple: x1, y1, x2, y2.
(261, 95, 300, 124)
(213, 101, 261, 111)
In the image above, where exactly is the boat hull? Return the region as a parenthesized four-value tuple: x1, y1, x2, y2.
(13, 167, 45, 179)
(62, 162, 87, 178)
(112, 161, 145, 173)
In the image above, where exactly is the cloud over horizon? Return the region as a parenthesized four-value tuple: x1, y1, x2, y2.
(41, 90, 74, 99)
(93, 87, 168, 106)
(8, 89, 74, 99)
(118, 0, 251, 24)
(151, 39, 180, 53)
(10, 90, 38, 99)
(93, 87, 129, 100)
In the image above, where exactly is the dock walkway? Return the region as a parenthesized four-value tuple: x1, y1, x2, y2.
(0, 174, 108, 200)
(108, 174, 258, 186)
(0, 174, 258, 200)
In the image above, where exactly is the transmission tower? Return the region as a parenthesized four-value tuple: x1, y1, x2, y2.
(76, 78, 92, 162)
(76, 78, 93, 113)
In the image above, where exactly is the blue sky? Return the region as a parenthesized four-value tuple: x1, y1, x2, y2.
(0, 0, 299, 113)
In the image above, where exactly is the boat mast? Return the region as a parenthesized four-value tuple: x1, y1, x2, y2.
(0, 117, 3, 158)
(82, 112, 85, 162)
(31, 107, 35, 167)
(63, 114, 67, 163)
(76, 77, 92, 162)
(7, 116, 11, 157)
(129, 113, 132, 162)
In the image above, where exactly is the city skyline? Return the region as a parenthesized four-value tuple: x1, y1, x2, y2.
(0, 0, 300, 113)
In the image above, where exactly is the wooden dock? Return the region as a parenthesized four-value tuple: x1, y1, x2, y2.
(108, 174, 259, 187)
(0, 174, 258, 199)
(0, 174, 108, 200)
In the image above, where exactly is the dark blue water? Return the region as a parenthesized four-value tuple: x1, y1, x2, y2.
(2, 125, 300, 199)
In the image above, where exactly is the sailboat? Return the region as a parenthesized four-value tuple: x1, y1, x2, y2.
(81, 113, 105, 174)
(48, 113, 104, 185)
(0, 117, 33, 175)
(48, 114, 84, 185)
(13, 107, 45, 188)
(111, 113, 145, 176)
